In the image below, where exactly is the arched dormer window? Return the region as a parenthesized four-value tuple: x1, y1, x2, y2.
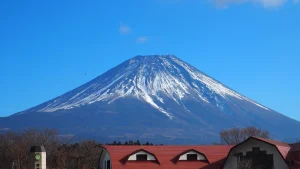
(128, 150, 157, 161)
(119, 149, 160, 164)
(171, 149, 209, 164)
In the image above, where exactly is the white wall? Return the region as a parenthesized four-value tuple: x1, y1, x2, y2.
(223, 138, 289, 169)
(99, 150, 111, 169)
(32, 152, 46, 169)
(178, 151, 206, 161)
(128, 150, 156, 161)
(41, 152, 46, 169)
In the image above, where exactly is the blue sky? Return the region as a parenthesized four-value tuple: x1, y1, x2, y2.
(0, 0, 299, 120)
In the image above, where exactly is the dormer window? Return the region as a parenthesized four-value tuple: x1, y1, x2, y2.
(172, 149, 209, 163)
(187, 154, 198, 161)
(124, 150, 159, 164)
(136, 154, 148, 161)
(179, 151, 207, 161)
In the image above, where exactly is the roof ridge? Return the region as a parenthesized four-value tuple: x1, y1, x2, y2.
(251, 136, 290, 147)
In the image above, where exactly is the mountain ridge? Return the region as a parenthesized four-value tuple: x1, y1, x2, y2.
(17, 55, 269, 115)
(2, 55, 300, 144)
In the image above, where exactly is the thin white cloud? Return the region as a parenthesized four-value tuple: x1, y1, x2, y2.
(213, 0, 287, 8)
(0, 128, 10, 131)
(259, 0, 287, 7)
(119, 23, 131, 35)
(136, 36, 148, 44)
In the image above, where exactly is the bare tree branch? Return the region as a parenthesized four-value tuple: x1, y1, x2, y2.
(220, 126, 270, 145)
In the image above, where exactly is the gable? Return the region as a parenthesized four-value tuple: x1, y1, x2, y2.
(223, 137, 290, 169)
(233, 138, 277, 153)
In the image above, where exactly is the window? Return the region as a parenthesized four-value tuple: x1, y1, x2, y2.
(238, 148, 274, 169)
(136, 154, 147, 161)
(106, 160, 110, 169)
(177, 150, 208, 163)
(127, 150, 158, 162)
(187, 154, 198, 161)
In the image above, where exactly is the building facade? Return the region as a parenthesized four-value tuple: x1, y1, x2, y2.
(98, 137, 300, 169)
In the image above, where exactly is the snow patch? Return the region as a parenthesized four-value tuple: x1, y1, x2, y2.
(36, 55, 269, 116)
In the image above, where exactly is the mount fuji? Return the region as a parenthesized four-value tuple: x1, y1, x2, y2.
(1, 55, 300, 144)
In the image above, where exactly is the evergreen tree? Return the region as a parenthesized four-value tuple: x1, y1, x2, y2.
(135, 140, 141, 145)
(128, 140, 134, 145)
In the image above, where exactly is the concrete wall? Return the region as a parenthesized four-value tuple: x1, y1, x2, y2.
(178, 151, 206, 161)
(223, 138, 289, 169)
(128, 150, 156, 161)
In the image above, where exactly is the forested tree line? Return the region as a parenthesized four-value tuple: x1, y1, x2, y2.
(0, 129, 160, 169)
(0, 129, 102, 169)
(106, 140, 158, 145)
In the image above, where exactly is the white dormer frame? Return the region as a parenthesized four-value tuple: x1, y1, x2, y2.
(178, 150, 208, 161)
(128, 150, 157, 161)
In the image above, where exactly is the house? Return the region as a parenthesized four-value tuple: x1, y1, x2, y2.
(99, 136, 300, 169)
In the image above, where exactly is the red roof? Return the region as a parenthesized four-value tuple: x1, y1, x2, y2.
(104, 145, 232, 169)
(105, 137, 293, 169)
(252, 137, 291, 159)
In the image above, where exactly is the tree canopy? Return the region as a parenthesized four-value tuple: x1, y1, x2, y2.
(220, 126, 270, 145)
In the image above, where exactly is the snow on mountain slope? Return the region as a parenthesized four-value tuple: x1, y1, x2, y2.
(4, 54, 300, 144)
(24, 55, 268, 119)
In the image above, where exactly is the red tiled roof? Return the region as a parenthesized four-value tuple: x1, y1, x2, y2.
(252, 137, 290, 147)
(104, 145, 232, 169)
(252, 137, 291, 159)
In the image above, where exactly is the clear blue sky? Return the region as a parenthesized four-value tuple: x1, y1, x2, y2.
(0, 0, 299, 121)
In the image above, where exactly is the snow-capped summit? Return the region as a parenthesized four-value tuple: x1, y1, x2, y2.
(2, 55, 300, 144)
(26, 55, 267, 117)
